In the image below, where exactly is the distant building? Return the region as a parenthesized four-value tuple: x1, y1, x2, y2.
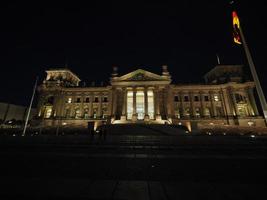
(36, 65, 265, 131)
(0, 102, 37, 123)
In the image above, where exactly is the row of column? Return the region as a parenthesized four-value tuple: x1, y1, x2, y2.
(115, 87, 161, 120)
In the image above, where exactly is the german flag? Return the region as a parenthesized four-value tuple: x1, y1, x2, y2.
(232, 11, 242, 44)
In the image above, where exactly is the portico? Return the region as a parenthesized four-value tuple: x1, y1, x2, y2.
(110, 67, 171, 123)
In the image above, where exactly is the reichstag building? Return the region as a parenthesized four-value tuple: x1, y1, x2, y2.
(36, 65, 265, 131)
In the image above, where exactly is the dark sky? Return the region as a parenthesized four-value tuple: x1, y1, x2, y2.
(1, 1, 267, 106)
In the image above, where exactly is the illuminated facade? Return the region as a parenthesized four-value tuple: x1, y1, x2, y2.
(36, 65, 266, 130)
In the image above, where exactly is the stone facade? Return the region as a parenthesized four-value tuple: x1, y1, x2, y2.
(36, 65, 266, 131)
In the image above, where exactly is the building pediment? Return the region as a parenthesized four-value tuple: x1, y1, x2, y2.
(113, 69, 170, 82)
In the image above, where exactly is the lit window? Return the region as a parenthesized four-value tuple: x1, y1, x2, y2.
(174, 108, 180, 119)
(67, 98, 72, 103)
(102, 107, 108, 118)
(74, 109, 81, 119)
(84, 108, 89, 119)
(214, 95, 220, 102)
(44, 106, 52, 118)
(195, 107, 201, 118)
(204, 107, 211, 117)
(93, 109, 97, 118)
(185, 108, 190, 117)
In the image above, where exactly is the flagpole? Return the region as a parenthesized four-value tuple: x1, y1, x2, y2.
(239, 24, 267, 123)
(22, 77, 39, 136)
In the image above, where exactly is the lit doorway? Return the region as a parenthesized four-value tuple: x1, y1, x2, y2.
(136, 91, 145, 120)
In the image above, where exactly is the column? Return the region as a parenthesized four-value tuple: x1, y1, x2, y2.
(209, 91, 216, 117)
(221, 88, 233, 117)
(167, 86, 174, 119)
(121, 88, 127, 121)
(155, 88, 161, 120)
(231, 89, 238, 116)
(144, 87, 149, 121)
(189, 92, 195, 118)
(89, 93, 94, 118)
(59, 92, 66, 118)
(112, 89, 117, 117)
(107, 90, 113, 116)
(132, 87, 137, 121)
(248, 87, 259, 116)
(179, 92, 184, 118)
(98, 93, 102, 118)
(200, 91, 205, 117)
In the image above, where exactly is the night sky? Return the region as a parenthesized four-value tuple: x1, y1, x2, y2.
(1, 1, 267, 106)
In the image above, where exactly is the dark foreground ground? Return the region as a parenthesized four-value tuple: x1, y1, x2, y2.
(1, 134, 267, 199)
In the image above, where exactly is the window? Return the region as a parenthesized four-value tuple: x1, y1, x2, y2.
(67, 97, 72, 103)
(84, 108, 89, 119)
(65, 108, 70, 118)
(195, 107, 201, 118)
(147, 90, 154, 119)
(214, 95, 220, 102)
(102, 107, 108, 118)
(194, 96, 199, 101)
(174, 95, 179, 102)
(216, 107, 223, 117)
(44, 106, 52, 118)
(174, 108, 180, 119)
(85, 97, 90, 103)
(204, 95, 209, 101)
(93, 109, 97, 118)
(204, 107, 211, 117)
(94, 97, 99, 103)
(76, 98, 81, 103)
(185, 107, 190, 117)
(235, 93, 245, 103)
(103, 97, 108, 102)
(74, 109, 81, 119)
(184, 96, 189, 102)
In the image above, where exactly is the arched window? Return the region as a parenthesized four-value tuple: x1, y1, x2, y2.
(44, 106, 52, 118)
(195, 107, 201, 118)
(93, 108, 97, 119)
(65, 108, 70, 118)
(84, 108, 89, 119)
(204, 107, 211, 117)
(185, 108, 190, 117)
(74, 108, 81, 119)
